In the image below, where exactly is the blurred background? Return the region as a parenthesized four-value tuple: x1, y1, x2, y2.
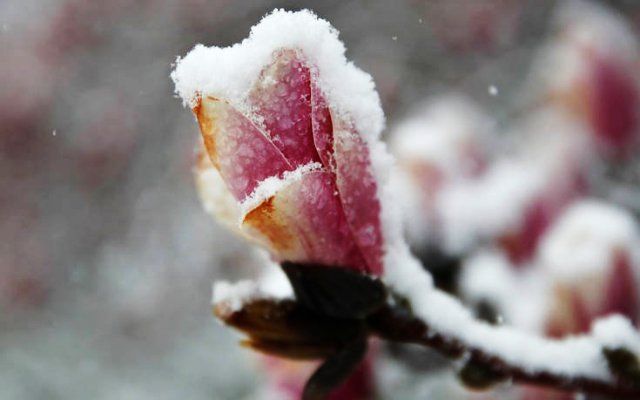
(3, 0, 640, 399)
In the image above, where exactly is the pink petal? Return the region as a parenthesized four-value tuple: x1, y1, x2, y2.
(242, 170, 369, 273)
(333, 127, 384, 275)
(249, 49, 321, 167)
(569, 289, 594, 334)
(311, 81, 335, 171)
(501, 170, 585, 266)
(195, 96, 293, 201)
(601, 251, 639, 324)
(589, 56, 639, 153)
(499, 198, 552, 266)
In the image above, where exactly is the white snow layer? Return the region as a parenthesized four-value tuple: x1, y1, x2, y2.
(436, 109, 592, 254)
(593, 315, 640, 354)
(212, 280, 262, 314)
(171, 9, 385, 144)
(460, 250, 550, 332)
(385, 250, 616, 381)
(212, 263, 294, 315)
(389, 95, 495, 246)
(436, 159, 545, 253)
(239, 162, 322, 216)
(539, 199, 640, 282)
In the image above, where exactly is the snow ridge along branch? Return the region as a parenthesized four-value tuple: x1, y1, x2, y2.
(213, 262, 640, 399)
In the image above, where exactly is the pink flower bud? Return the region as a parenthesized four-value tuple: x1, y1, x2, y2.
(498, 166, 586, 265)
(587, 54, 639, 154)
(538, 200, 640, 337)
(177, 12, 385, 275)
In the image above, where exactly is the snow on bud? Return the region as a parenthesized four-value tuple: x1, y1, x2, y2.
(539, 200, 640, 337)
(174, 10, 386, 275)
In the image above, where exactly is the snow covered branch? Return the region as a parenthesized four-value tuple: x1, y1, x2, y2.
(214, 263, 640, 399)
(369, 301, 640, 398)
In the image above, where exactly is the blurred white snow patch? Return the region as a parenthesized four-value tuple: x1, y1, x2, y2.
(171, 9, 384, 143)
(414, 286, 614, 379)
(437, 109, 593, 254)
(515, 108, 594, 170)
(461, 250, 550, 332)
(391, 167, 432, 245)
(539, 199, 640, 281)
(555, 0, 638, 62)
(376, 361, 464, 399)
(461, 250, 515, 306)
(592, 315, 640, 354)
(437, 159, 544, 253)
(389, 94, 495, 247)
(526, 0, 638, 105)
(390, 94, 494, 181)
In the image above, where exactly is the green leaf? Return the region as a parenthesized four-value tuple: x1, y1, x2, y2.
(281, 262, 387, 319)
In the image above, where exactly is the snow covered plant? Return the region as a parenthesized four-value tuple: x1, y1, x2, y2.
(172, 9, 640, 400)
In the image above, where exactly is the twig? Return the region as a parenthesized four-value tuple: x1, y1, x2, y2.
(214, 262, 640, 398)
(368, 303, 640, 398)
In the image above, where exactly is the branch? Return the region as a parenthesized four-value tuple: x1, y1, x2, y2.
(368, 302, 640, 398)
(213, 263, 640, 399)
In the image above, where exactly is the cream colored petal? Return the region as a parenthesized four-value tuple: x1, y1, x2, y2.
(194, 143, 243, 235)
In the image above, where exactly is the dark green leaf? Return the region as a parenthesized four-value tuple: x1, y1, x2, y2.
(458, 358, 507, 390)
(603, 347, 640, 387)
(303, 336, 368, 400)
(281, 262, 387, 319)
